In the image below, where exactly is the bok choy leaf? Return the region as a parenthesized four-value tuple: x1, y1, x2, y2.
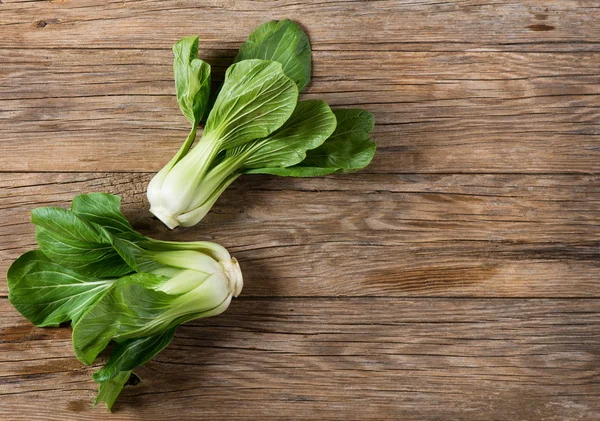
(234, 19, 312, 91)
(147, 19, 376, 228)
(7, 193, 243, 410)
(245, 108, 376, 177)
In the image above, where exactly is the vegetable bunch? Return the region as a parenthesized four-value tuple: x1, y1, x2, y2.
(148, 19, 375, 228)
(7, 193, 242, 409)
(7, 19, 375, 411)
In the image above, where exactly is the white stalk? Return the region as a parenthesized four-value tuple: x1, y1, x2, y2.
(148, 132, 221, 229)
(151, 249, 243, 300)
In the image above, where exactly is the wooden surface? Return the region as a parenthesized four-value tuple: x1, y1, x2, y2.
(0, 1, 599, 419)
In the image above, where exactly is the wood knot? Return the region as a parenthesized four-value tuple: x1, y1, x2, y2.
(36, 18, 60, 28)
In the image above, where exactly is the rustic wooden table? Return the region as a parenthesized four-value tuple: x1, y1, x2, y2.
(1, 1, 599, 420)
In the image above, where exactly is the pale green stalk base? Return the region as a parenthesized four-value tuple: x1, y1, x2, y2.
(224, 257, 244, 297)
(149, 206, 181, 229)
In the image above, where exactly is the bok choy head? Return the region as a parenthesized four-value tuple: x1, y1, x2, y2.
(7, 193, 242, 410)
(147, 19, 376, 229)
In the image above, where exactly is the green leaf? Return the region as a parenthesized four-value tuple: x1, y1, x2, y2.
(71, 193, 144, 243)
(302, 109, 375, 172)
(70, 193, 148, 271)
(173, 36, 211, 125)
(72, 273, 169, 365)
(203, 19, 310, 120)
(32, 207, 134, 278)
(204, 59, 298, 150)
(92, 328, 176, 410)
(93, 370, 132, 411)
(235, 19, 311, 91)
(93, 328, 177, 384)
(7, 250, 115, 327)
(72, 270, 232, 365)
(246, 109, 375, 176)
(234, 100, 336, 169)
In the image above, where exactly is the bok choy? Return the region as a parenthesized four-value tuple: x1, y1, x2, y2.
(6, 19, 376, 410)
(148, 19, 376, 228)
(7, 193, 243, 409)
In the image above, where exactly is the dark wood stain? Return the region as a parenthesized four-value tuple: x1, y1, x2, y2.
(0, 324, 51, 344)
(528, 24, 556, 31)
(66, 400, 88, 413)
(18, 359, 81, 376)
(0, 323, 70, 344)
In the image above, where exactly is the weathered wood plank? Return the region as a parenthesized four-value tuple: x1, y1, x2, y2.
(1, 0, 599, 52)
(1, 2, 599, 419)
(1, 298, 598, 420)
(1, 172, 598, 297)
(1, 48, 598, 172)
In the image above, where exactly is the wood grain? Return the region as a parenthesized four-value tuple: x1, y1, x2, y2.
(1, 298, 599, 420)
(1, 0, 599, 52)
(1, 0, 599, 419)
(1, 48, 599, 172)
(1, 172, 599, 298)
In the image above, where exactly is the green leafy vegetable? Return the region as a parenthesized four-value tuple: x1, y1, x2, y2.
(205, 59, 299, 149)
(245, 108, 376, 176)
(7, 250, 115, 327)
(234, 19, 312, 91)
(73, 268, 232, 365)
(93, 370, 132, 410)
(92, 328, 177, 384)
(71, 193, 145, 242)
(202, 19, 312, 119)
(239, 100, 337, 169)
(7, 193, 243, 410)
(148, 59, 300, 228)
(146, 36, 211, 212)
(7, 20, 377, 410)
(148, 20, 376, 228)
(32, 206, 135, 278)
(173, 36, 211, 126)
